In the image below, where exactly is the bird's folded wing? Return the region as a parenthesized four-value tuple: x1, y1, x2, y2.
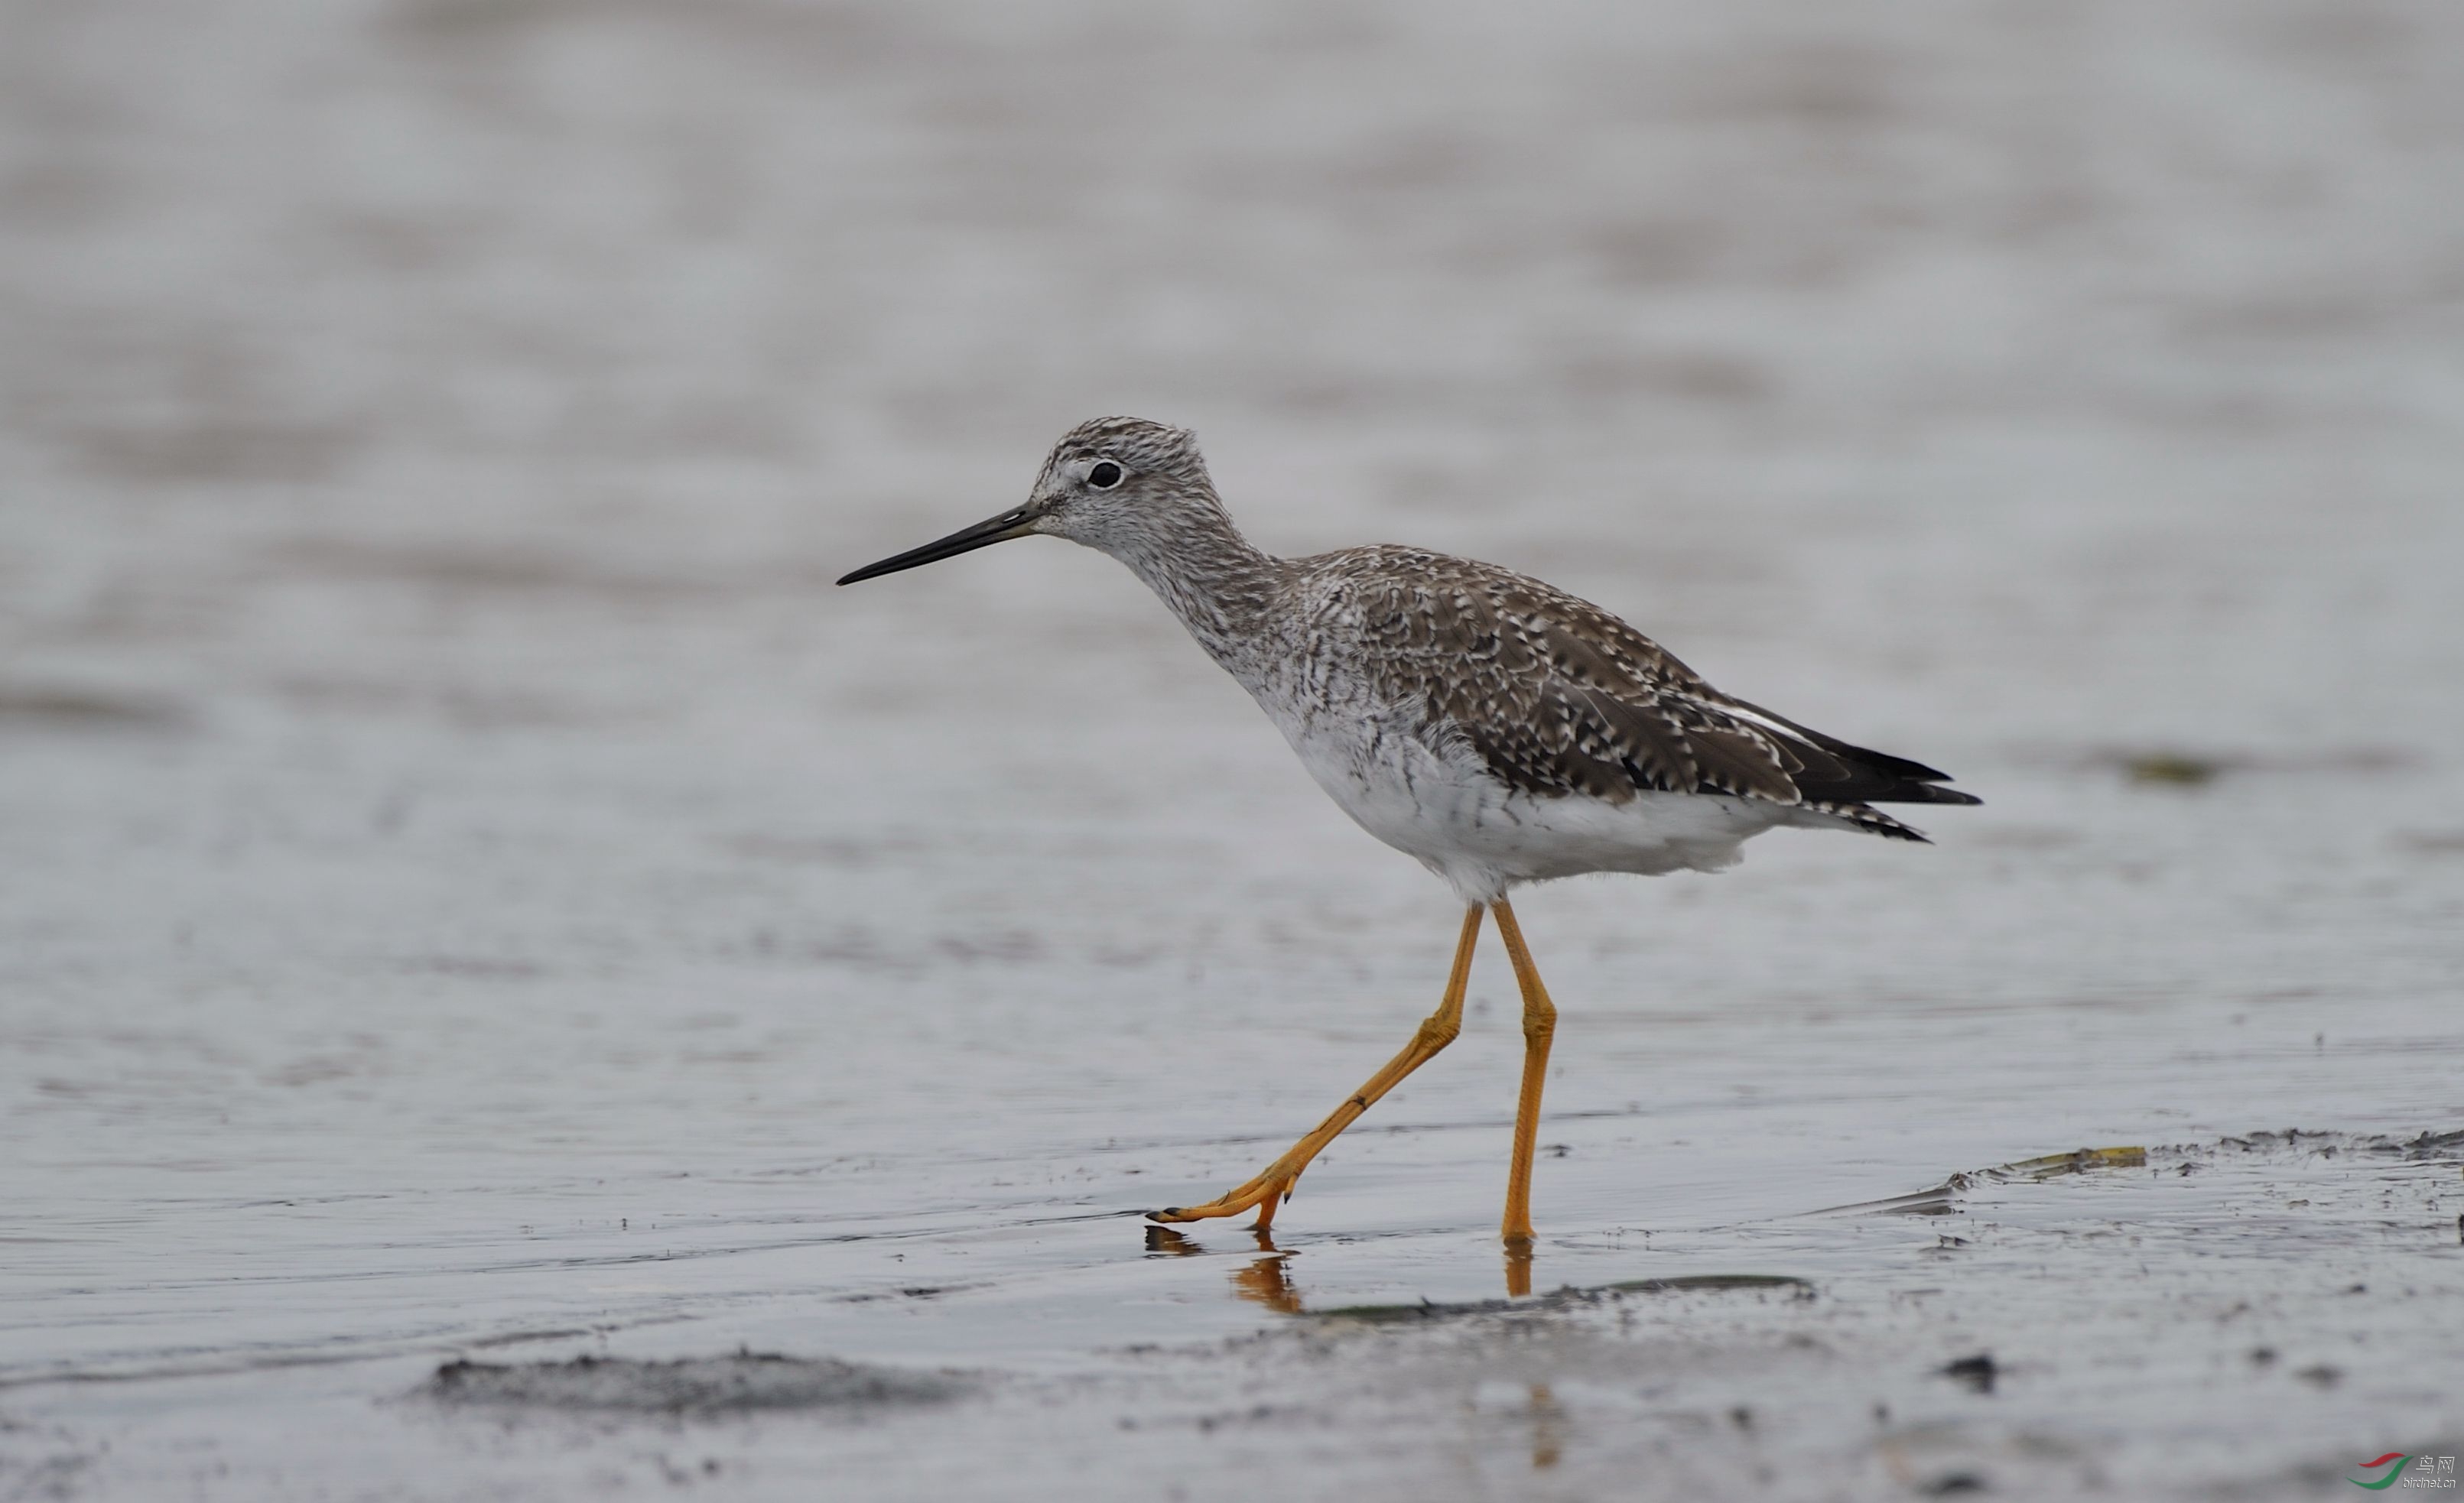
(1348, 566, 1975, 811)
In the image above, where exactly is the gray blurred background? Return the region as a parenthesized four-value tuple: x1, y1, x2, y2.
(3, 2, 2460, 1498)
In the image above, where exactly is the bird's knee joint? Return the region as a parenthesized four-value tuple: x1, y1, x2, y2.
(1417, 1016, 1461, 1050)
(1523, 1012, 1556, 1044)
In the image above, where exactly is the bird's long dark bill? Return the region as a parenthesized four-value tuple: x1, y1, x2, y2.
(836, 508, 1035, 586)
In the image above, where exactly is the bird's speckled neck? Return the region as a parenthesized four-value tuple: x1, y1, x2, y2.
(1093, 492, 1286, 673)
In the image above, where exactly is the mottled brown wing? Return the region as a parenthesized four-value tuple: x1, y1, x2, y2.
(1338, 552, 1980, 825)
(1341, 560, 1804, 806)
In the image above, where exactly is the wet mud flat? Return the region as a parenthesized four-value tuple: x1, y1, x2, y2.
(7, 0, 2464, 1497)
(8, 1131, 2460, 1500)
(1117, 1135, 2464, 1501)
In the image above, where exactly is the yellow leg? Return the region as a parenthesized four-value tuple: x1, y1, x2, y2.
(1491, 898, 1557, 1249)
(1152, 906, 1484, 1229)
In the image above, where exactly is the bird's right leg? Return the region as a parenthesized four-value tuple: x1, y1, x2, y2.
(1149, 905, 1483, 1232)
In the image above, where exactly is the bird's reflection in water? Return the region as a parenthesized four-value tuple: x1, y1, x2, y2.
(1144, 1225, 1305, 1313)
(1142, 1225, 1202, 1257)
(1230, 1233, 1303, 1315)
(1152, 1227, 1542, 1310)
(1505, 1239, 1536, 1297)
(1526, 1384, 1565, 1469)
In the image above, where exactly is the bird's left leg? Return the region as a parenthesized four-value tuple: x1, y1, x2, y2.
(1491, 897, 1558, 1250)
(1150, 906, 1484, 1232)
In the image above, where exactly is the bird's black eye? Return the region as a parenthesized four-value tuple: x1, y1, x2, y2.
(1086, 461, 1123, 489)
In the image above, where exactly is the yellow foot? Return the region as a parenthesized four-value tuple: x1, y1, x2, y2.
(1149, 1170, 1295, 1231)
(1148, 909, 1487, 1240)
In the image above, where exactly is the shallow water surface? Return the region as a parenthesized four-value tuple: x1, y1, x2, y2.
(2, 0, 2462, 1498)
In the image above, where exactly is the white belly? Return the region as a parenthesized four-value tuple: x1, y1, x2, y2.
(1266, 699, 1787, 904)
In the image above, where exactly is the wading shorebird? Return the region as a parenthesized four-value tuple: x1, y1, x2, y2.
(839, 417, 1978, 1254)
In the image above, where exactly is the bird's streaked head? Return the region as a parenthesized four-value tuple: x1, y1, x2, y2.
(1021, 416, 1219, 550)
(837, 417, 1221, 586)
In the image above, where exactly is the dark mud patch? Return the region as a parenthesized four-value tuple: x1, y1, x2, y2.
(1812, 1144, 2147, 1217)
(1938, 1352, 1998, 1394)
(0, 685, 189, 733)
(268, 538, 717, 604)
(271, 676, 613, 731)
(67, 420, 360, 485)
(2087, 745, 2417, 788)
(2119, 751, 2235, 786)
(1315, 1273, 1813, 1325)
(1819, 1132, 2463, 1225)
(2219, 1127, 2464, 1161)
(421, 1351, 964, 1417)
